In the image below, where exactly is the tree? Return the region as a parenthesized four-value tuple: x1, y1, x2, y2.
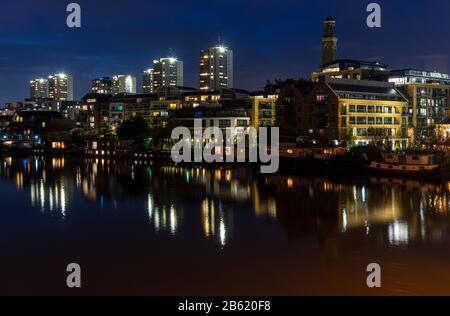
(368, 128, 392, 152)
(117, 116, 153, 150)
(415, 126, 439, 151)
(69, 128, 86, 147)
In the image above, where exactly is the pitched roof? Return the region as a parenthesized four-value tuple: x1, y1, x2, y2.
(326, 78, 407, 101)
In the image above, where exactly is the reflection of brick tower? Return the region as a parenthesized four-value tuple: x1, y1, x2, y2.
(322, 16, 338, 65)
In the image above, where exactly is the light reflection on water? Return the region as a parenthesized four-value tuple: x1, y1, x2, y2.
(1, 156, 450, 295)
(2, 157, 450, 246)
(1, 158, 450, 246)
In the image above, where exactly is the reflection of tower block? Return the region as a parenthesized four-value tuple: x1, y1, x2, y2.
(201, 198, 234, 247)
(322, 17, 338, 65)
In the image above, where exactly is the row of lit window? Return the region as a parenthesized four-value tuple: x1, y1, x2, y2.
(347, 104, 399, 114)
(347, 116, 397, 125)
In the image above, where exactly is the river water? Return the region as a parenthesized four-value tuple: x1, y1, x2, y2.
(1, 156, 450, 295)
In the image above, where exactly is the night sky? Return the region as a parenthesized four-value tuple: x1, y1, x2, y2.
(1, 0, 450, 105)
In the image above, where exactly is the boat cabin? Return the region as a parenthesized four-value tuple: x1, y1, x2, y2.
(278, 144, 347, 160)
(382, 153, 435, 165)
(279, 143, 311, 159)
(313, 147, 347, 160)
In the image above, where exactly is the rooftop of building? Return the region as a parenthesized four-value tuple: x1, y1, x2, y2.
(155, 86, 197, 93)
(230, 88, 251, 95)
(174, 86, 197, 91)
(14, 110, 64, 119)
(389, 68, 449, 76)
(370, 69, 450, 85)
(181, 88, 250, 97)
(170, 103, 251, 118)
(268, 79, 316, 96)
(321, 59, 389, 71)
(81, 93, 113, 103)
(325, 78, 407, 101)
(201, 45, 232, 52)
(387, 69, 450, 78)
(249, 91, 279, 97)
(112, 93, 158, 102)
(182, 90, 221, 97)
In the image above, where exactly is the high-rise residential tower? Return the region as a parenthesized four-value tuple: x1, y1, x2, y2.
(143, 69, 154, 93)
(322, 16, 338, 65)
(112, 75, 137, 94)
(91, 77, 113, 95)
(30, 78, 49, 99)
(48, 73, 73, 101)
(199, 46, 233, 91)
(152, 58, 184, 91)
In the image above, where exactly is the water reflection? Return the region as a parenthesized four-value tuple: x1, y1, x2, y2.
(201, 198, 233, 247)
(1, 156, 450, 251)
(147, 194, 181, 235)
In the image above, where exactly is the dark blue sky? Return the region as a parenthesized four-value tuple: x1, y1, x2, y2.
(1, 0, 450, 104)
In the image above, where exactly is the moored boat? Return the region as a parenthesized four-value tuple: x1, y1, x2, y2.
(277, 143, 368, 173)
(366, 153, 441, 176)
(0, 140, 33, 157)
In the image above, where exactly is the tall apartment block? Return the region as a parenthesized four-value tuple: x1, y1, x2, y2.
(199, 46, 233, 91)
(48, 73, 73, 101)
(112, 75, 137, 94)
(30, 78, 49, 99)
(152, 58, 184, 91)
(92, 77, 113, 95)
(143, 69, 154, 94)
